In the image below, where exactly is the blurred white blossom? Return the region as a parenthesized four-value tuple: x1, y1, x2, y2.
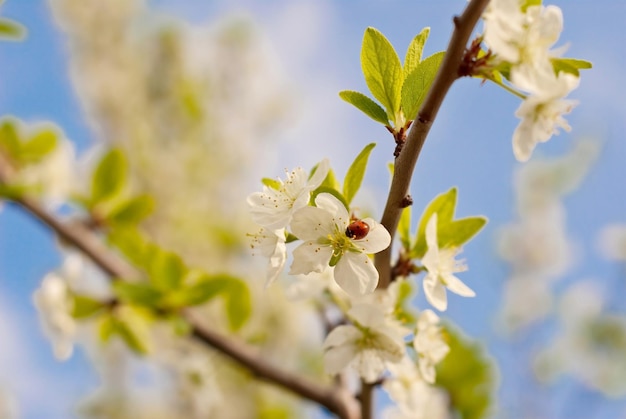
(323, 303, 405, 383)
(422, 214, 474, 311)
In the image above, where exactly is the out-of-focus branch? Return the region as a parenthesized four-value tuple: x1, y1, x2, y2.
(375, 0, 491, 289)
(7, 193, 360, 419)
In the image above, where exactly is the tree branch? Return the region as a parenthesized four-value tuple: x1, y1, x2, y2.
(375, 0, 490, 289)
(10, 194, 360, 419)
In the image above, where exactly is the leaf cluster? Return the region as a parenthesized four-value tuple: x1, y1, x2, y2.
(399, 187, 487, 260)
(74, 148, 155, 227)
(340, 27, 443, 138)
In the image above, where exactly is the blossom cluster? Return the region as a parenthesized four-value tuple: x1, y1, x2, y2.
(247, 160, 458, 414)
(483, 0, 580, 161)
(247, 159, 392, 297)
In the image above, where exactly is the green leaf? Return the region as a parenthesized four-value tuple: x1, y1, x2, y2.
(99, 307, 152, 355)
(398, 206, 412, 251)
(411, 187, 457, 259)
(114, 317, 149, 355)
(71, 295, 105, 319)
(0, 18, 25, 40)
(403, 27, 430, 77)
(148, 250, 186, 291)
(98, 315, 116, 342)
(311, 186, 349, 212)
(342, 143, 376, 205)
(20, 128, 58, 164)
(262, 177, 282, 190)
(166, 272, 228, 307)
(361, 27, 404, 122)
(437, 325, 496, 419)
(318, 168, 341, 192)
(394, 279, 417, 325)
(91, 148, 127, 204)
(438, 216, 488, 249)
(0, 118, 20, 159)
(107, 228, 149, 268)
(401, 51, 444, 121)
(552, 57, 592, 77)
(338, 91, 389, 125)
(108, 194, 155, 225)
(222, 276, 252, 331)
(113, 281, 163, 307)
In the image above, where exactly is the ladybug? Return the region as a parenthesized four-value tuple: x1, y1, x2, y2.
(345, 220, 370, 240)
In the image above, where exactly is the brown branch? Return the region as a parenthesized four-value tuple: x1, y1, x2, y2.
(374, 0, 490, 289)
(9, 194, 360, 419)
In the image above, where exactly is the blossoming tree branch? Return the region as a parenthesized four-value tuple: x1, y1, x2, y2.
(0, 0, 591, 418)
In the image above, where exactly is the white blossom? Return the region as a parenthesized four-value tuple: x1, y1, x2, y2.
(383, 358, 451, 419)
(483, 1, 564, 72)
(413, 310, 449, 383)
(323, 303, 406, 383)
(33, 272, 77, 360)
(249, 227, 287, 287)
(289, 193, 391, 297)
(421, 214, 475, 311)
(247, 159, 329, 230)
(512, 70, 579, 162)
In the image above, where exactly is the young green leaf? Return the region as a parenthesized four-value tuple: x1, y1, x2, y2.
(403, 27, 430, 77)
(0, 18, 25, 40)
(108, 194, 155, 225)
(361, 27, 404, 122)
(438, 216, 488, 249)
(91, 148, 128, 204)
(113, 281, 163, 307)
(411, 187, 457, 258)
(437, 325, 496, 419)
(0, 118, 20, 160)
(311, 186, 349, 212)
(19, 128, 58, 164)
(148, 250, 186, 292)
(398, 206, 412, 251)
(401, 51, 444, 121)
(552, 57, 592, 77)
(71, 295, 105, 319)
(107, 227, 150, 268)
(317, 168, 341, 192)
(222, 277, 252, 331)
(338, 90, 389, 125)
(343, 143, 376, 205)
(165, 273, 228, 307)
(114, 317, 149, 355)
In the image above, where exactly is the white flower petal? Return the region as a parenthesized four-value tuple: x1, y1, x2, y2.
(324, 344, 358, 375)
(423, 276, 448, 311)
(308, 158, 330, 189)
(290, 206, 335, 240)
(443, 273, 476, 297)
(314, 193, 350, 226)
(334, 252, 379, 296)
(353, 218, 391, 254)
(324, 324, 362, 348)
(289, 241, 333, 275)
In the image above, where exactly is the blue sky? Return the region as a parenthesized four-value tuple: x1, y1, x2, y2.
(1, 1, 626, 418)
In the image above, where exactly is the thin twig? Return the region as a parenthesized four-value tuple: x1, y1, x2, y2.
(374, 0, 491, 289)
(10, 194, 360, 419)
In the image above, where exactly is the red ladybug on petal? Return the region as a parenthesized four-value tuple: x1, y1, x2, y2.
(345, 220, 370, 240)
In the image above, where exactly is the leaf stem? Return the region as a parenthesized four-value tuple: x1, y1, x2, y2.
(484, 74, 527, 99)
